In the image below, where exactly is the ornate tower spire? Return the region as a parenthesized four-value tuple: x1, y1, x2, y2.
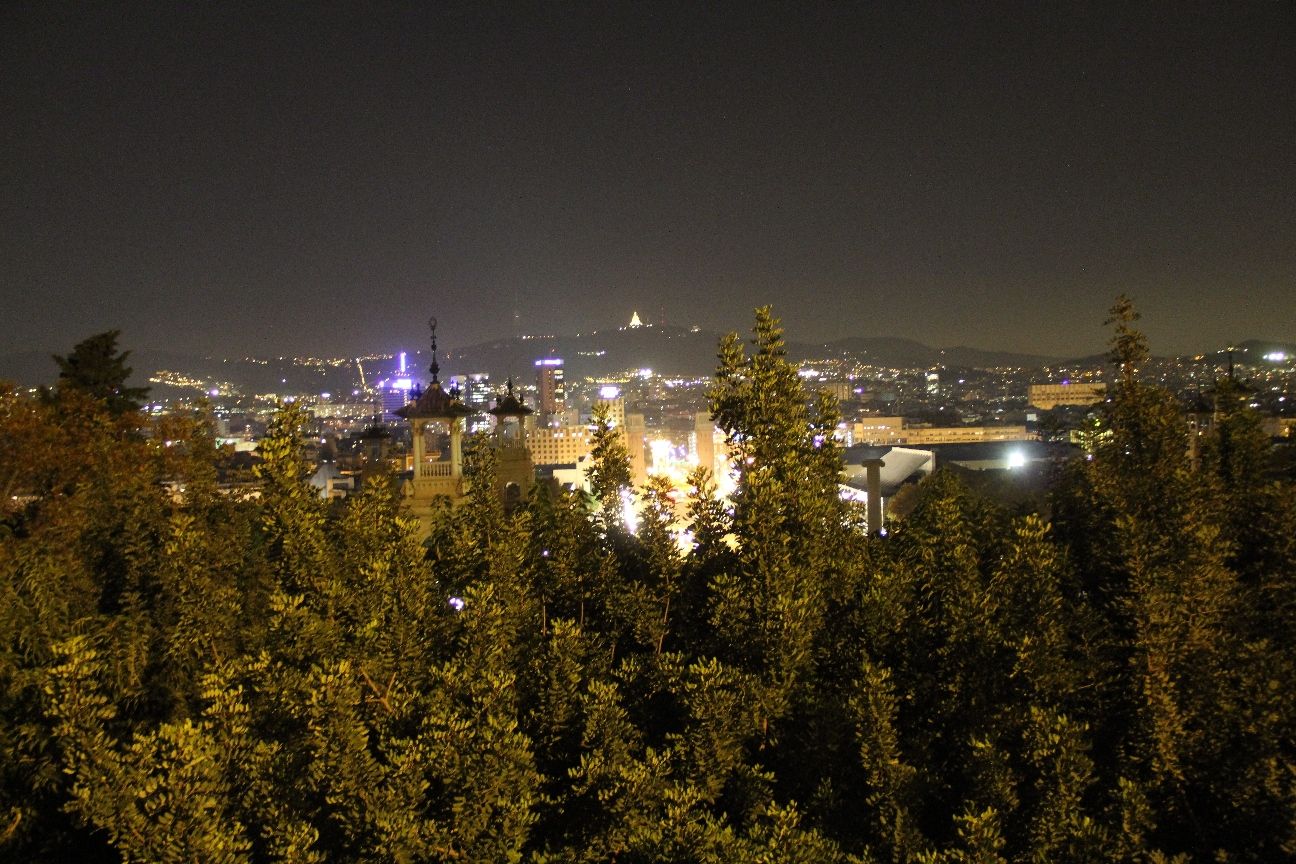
(428, 316, 440, 383)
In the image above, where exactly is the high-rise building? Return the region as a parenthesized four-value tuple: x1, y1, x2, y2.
(594, 385, 626, 430)
(380, 351, 415, 421)
(535, 358, 565, 421)
(463, 372, 492, 409)
(381, 383, 411, 422)
(462, 372, 493, 432)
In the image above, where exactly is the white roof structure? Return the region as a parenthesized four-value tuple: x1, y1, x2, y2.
(841, 446, 934, 495)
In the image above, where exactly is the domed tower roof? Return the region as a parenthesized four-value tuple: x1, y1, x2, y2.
(396, 316, 472, 420)
(488, 377, 533, 419)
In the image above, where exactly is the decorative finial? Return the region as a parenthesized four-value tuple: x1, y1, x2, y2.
(428, 316, 440, 383)
(506, 376, 515, 397)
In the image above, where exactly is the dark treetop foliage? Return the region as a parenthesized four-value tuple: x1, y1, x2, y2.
(2, 302, 1294, 862)
(51, 330, 150, 416)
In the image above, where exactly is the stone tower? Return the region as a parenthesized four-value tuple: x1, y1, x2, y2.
(488, 377, 535, 510)
(395, 317, 473, 536)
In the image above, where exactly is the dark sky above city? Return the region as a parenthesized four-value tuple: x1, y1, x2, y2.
(2, 2, 1292, 360)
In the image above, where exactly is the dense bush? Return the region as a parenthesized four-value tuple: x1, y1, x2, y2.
(2, 304, 1293, 862)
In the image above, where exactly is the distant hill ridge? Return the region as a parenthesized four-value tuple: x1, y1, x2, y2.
(3, 329, 1291, 393)
(441, 326, 1063, 379)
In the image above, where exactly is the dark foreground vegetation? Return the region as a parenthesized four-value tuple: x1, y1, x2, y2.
(2, 303, 1294, 862)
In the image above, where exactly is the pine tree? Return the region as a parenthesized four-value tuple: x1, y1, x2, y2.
(705, 306, 847, 737)
(587, 401, 633, 533)
(51, 330, 149, 416)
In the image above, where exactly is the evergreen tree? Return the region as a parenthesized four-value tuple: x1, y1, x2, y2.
(52, 330, 150, 416)
(4, 309, 1295, 862)
(587, 401, 633, 533)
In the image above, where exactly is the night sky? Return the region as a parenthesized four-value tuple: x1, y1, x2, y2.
(2, 2, 1292, 360)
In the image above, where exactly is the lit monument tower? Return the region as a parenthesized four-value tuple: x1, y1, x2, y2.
(396, 317, 472, 535)
(488, 377, 535, 508)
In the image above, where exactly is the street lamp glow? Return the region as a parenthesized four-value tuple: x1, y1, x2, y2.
(620, 487, 638, 534)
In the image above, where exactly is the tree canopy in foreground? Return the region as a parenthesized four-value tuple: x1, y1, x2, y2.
(2, 303, 1294, 862)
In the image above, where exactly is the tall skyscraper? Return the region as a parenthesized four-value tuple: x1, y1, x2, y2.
(381, 382, 412, 422)
(535, 358, 565, 421)
(463, 372, 492, 409)
(459, 373, 493, 433)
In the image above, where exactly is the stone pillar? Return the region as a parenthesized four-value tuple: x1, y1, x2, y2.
(450, 419, 462, 476)
(694, 411, 714, 476)
(861, 458, 885, 535)
(625, 412, 647, 487)
(412, 419, 426, 467)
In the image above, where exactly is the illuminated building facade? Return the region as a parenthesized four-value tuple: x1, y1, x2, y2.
(380, 350, 415, 421)
(526, 387, 643, 484)
(381, 385, 411, 422)
(535, 358, 565, 421)
(528, 425, 594, 466)
(849, 417, 1033, 446)
(461, 372, 493, 433)
(595, 386, 626, 429)
(463, 372, 492, 409)
(1028, 382, 1106, 410)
